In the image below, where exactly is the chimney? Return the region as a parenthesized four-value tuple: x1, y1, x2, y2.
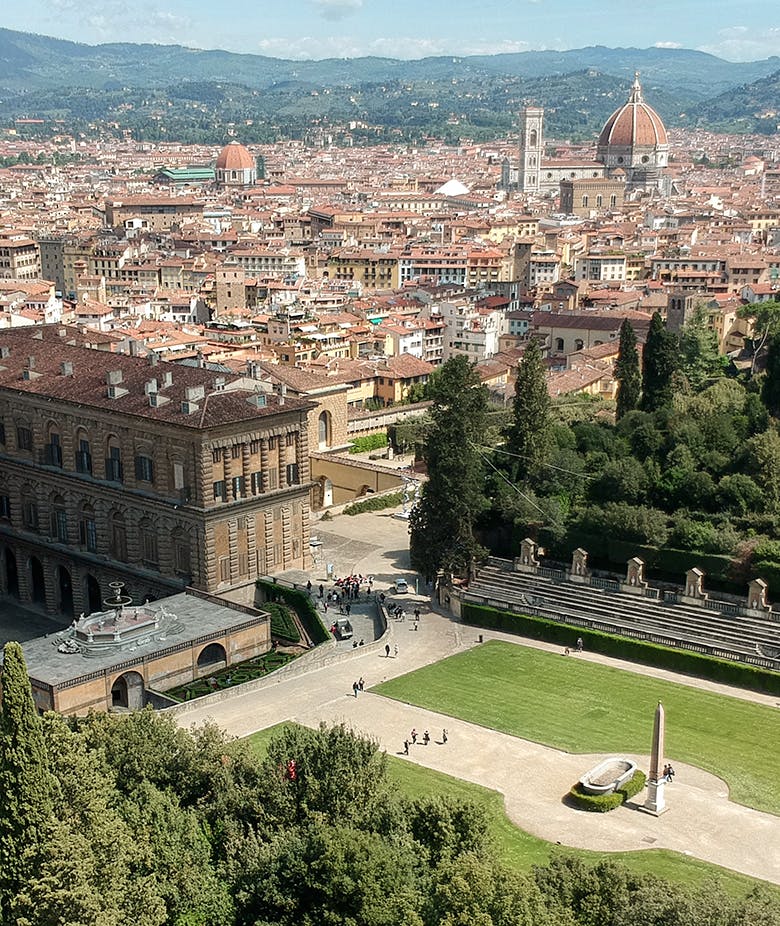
(61, 361, 74, 376)
(27, 356, 36, 370)
(106, 369, 123, 386)
(148, 352, 159, 366)
(279, 383, 286, 405)
(161, 371, 173, 388)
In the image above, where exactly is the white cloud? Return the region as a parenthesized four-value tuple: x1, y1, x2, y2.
(654, 41, 682, 49)
(311, 0, 363, 21)
(698, 25, 780, 61)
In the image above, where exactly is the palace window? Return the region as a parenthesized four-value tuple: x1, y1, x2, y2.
(134, 455, 155, 483)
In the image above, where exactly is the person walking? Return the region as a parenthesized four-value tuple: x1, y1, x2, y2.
(385, 643, 391, 658)
(352, 681, 359, 698)
(358, 676, 364, 691)
(422, 730, 430, 746)
(411, 728, 417, 744)
(306, 580, 312, 594)
(576, 636, 584, 652)
(442, 728, 448, 744)
(393, 643, 399, 658)
(403, 740, 409, 755)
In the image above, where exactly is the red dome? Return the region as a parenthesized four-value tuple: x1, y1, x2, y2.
(216, 141, 255, 171)
(598, 75, 668, 148)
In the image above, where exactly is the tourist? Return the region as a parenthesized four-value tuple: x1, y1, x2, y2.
(352, 681, 359, 698)
(319, 584, 324, 598)
(576, 636, 584, 652)
(423, 730, 430, 746)
(403, 739, 409, 755)
(358, 676, 364, 691)
(411, 728, 417, 744)
(393, 643, 399, 658)
(306, 579, 312, 594)
(385, 643, 391, 658)
(442, 728, 448, 744)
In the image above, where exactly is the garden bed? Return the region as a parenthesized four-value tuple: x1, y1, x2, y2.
(163, 650, 298, 702)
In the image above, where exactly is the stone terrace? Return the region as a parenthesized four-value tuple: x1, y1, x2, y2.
(464, 557, 780, 670)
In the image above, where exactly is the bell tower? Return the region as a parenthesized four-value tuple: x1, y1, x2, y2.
(518, 107, 544, 194)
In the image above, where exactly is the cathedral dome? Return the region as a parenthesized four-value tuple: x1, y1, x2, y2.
(596, 74, 669, 190)
(216, 141, 255, 171)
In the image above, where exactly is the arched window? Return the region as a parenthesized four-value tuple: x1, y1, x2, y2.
(596, 195, 603, 208)
(79, 503, 97, 552)
(105, 435, 123, 482)
(582, 195, 589, 208)
(109, 510, 127, 562)
(574, 339, 584, 351)
(50, 494, 68, 543)
(318, 411, 331, 450)
(75, 427, 92, 474)
(172, 528, 192, 579)
(610, 194, 617, 208)
(21, 485, 39, 532)
(529, 129, 537, 147)
(139, 519, 158, 569)
(555, 338, 565, 353)
(44, 422, 62, 467)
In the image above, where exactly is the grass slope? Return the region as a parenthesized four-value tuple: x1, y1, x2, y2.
(374, 640, 780, 816)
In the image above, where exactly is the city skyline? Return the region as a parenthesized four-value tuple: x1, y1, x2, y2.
(2, 0, 779, 63)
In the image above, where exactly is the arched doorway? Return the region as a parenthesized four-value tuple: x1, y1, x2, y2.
(110, 671, 145, 710)
(85, 575, 102, 614)
(5, 548, 19, 599)
(320, 476, 333, 508)
(30, 556, 46, 606)
(57, 566, 74, 616)
(197, 642, 227, 673)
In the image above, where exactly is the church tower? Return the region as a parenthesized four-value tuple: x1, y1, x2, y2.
(518, 107, 544, 194)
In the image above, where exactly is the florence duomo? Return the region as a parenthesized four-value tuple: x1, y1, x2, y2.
(0, 0, 779, 922)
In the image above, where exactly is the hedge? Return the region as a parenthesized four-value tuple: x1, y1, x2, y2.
(349, 433, 388, 454)
(461, 602, 780, 695)
(568, 770, 647, 813)
(343, 491, 404, 516)
(257, 580, 329, 645)
(265, 602, 301, 643)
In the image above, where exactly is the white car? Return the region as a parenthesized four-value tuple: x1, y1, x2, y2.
(394, 578, 409, 594)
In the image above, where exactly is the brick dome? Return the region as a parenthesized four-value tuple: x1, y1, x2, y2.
(597, 74, 668, 149)
(215, 141, 255, 171)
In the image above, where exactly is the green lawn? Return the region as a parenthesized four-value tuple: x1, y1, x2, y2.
(373, 640, 780, 816)
(243, 723, 779, 899)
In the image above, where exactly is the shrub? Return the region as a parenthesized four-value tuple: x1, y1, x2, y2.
(349, 433, 388, 454)
(567, 770, 646, 813)
(344, 491, 404, 516)
(460, 603, 780, 695)
(257, 580, 329, 645)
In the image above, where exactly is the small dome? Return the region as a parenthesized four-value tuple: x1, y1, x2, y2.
(597, 74, 668, 149)
(216, 141, 255, 171)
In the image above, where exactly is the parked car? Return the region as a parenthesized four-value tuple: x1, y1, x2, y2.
(334, 618, 353, 640)
(394, 577, 409, 594)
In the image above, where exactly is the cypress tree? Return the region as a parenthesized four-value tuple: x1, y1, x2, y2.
(409, 355, 488, 579)
(505, 338, 550, 483)
(641, 312, 678, 412)
(0, 642, 55, 915)
(615, 318, 641, 420)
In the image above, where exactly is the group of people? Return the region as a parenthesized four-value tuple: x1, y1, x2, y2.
(403, 728, 447, 754)
(662, 763, 676, 782)
(351, 677, 365, 697)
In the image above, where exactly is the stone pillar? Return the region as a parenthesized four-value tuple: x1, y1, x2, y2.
(747, 578, 770, 616)
(641, 701, 668, 816)
(513, 537, 539, 574)
(570, 547, 588, 583)
(621, 556, 648, 595)
(681, 567, 707, 605)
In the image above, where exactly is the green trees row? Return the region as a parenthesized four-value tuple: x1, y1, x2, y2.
(2, 642, 778, 925)
(410, 305, 780, 589)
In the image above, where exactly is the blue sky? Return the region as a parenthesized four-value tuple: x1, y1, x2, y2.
(3, 0, 779, 61)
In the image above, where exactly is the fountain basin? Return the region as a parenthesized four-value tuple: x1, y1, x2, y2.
(579, 757, 637, 795)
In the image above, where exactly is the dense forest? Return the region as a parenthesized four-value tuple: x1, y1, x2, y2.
(1, 640, 779, 925)
(409, 305, 780, 595)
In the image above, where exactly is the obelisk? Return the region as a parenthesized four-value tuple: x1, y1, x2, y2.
(641, 700, 667, 815)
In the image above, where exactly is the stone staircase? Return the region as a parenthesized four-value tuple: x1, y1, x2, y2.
(465, 557, 780, 669)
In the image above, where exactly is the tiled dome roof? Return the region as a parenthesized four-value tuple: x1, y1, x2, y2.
(597, 75, 668, 148)
(216, 142, 255, 171)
